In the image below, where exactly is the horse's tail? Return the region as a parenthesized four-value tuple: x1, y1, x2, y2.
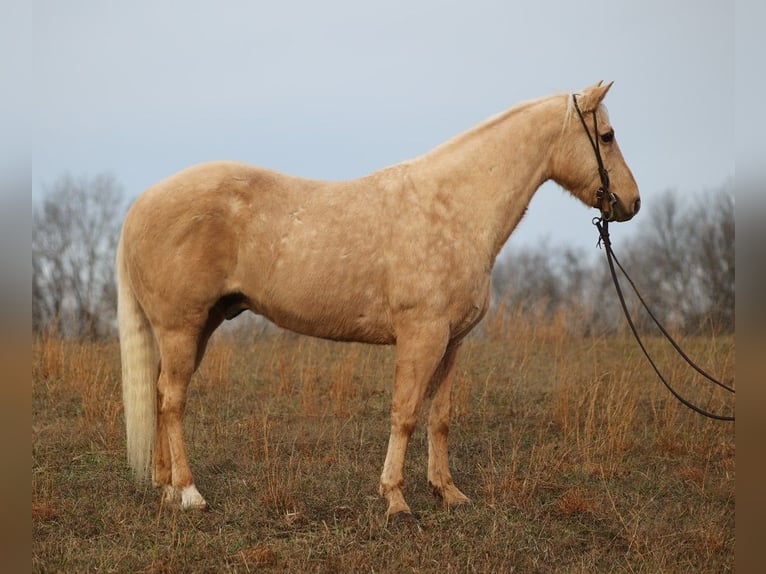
(116, 232, 158, 483)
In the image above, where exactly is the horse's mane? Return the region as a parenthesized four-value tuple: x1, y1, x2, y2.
(422, 93, 571, 160)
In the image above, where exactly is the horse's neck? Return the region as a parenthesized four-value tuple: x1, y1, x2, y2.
(410, 95, 564, 264)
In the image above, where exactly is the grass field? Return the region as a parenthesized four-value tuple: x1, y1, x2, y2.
(32, 316, 735, 573)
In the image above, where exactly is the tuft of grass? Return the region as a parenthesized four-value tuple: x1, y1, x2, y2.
(33, 322, 734, 573)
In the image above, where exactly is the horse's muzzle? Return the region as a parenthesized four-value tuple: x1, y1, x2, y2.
(607, 194, 641, 222)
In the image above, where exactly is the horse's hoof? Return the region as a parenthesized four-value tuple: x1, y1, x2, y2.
(161, 484, 209, 511)
(431, 482, 472, 509)
(185, 500, 210, 512)
(180, 485, 208, 511)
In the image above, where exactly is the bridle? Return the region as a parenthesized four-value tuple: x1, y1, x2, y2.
(574, 90, 735, 422)
(571, 93, 618, 221)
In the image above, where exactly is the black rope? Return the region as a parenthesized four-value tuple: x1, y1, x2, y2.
(594, 218, 735, 422)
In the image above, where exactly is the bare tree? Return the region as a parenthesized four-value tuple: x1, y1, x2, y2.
(621, 185, 734, 333)
(490, 183, 735, 336)
(682, 185, 735, 331)
(33, 174, 124, 339)
(618, 191, 691, 331)
(492, 240, 563, 317)
(491, 241, 602, 335)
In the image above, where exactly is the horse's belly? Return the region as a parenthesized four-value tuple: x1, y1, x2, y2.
(253, 290, 395, 345)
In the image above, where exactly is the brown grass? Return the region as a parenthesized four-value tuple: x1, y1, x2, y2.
(32, 313, 734, 572)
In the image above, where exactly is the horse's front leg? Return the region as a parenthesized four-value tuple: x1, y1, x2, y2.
(379, 322, 449, 518)
(426, 342, 471, 507)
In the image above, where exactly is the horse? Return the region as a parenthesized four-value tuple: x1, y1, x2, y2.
(117, 81, 640, 518)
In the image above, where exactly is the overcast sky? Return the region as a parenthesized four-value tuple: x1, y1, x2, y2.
(32, 0, 733, 254)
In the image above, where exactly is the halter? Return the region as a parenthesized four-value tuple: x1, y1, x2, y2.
(571, 94, 618, 221)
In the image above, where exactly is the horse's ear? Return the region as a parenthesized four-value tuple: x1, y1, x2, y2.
(578, 81, 614, 112)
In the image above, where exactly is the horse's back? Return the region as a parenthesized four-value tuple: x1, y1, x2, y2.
(119, 161, 398, 339)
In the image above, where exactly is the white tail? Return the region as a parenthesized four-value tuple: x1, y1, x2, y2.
(116, 235, 158, 483)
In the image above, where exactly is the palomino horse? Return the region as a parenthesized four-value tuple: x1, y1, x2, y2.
(117, 81, 639, 518)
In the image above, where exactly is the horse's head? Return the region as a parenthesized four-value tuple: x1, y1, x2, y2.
(553, 81, 640, 222)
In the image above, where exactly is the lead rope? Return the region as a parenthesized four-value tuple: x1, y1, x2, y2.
(594, 217, 735, 421)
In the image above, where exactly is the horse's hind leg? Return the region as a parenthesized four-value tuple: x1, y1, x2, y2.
(154, 327, 208, 509)
(153, 308, 225, 509)
(426, 342, 471, 508)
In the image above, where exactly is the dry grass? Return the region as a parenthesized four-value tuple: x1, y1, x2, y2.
(32, 314, 734, 572)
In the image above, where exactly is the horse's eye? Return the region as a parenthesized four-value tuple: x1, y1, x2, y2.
(600, 130, 615, 144)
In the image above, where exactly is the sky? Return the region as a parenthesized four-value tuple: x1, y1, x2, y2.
(32, 0, 734, 255)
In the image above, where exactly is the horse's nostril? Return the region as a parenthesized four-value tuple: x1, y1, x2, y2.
(633, 198, 641, 214)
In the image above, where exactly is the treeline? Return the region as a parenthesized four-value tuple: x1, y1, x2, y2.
(491, 183, 734, 336)
(33, 174, 123, 339)
(32, 174, 734, 340)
